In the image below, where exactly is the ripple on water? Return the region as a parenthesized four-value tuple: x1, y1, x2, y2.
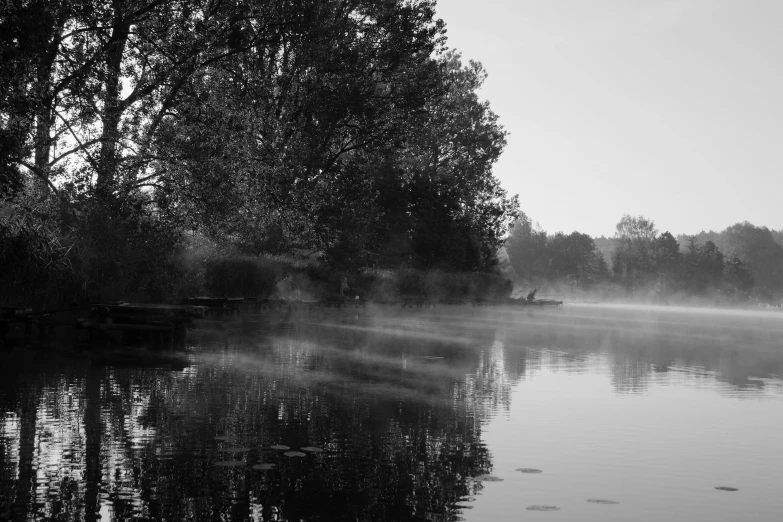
(220, 447, 251, 453)
(473, 474, 503, 482)
(715, 486, 739, 491)
(587, 498, 620, 504)
(515, 468, 543, 473)
(214, 460, 245, 467)
(526, 505, 560, 511)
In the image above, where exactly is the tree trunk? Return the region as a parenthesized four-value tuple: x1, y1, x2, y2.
(32, 8, 66, 199)
(96, 11, 131, 199)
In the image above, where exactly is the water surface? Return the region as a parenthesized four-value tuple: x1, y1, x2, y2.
(1, 304, 782, 521)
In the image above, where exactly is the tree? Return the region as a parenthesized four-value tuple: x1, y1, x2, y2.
(683, 222, 783, 293)
(369, 51, 518, 271)
(683, 238, 724, 296)
(724, 255, 754, 296)
(718, 223, 783, 291)
(547, 231, 607, 287)
(0, 0, 77, 197)
(505, 212, 548, 282)
(612, 214, 658, 290)
(152, 0, 447, 261)
(652, 231, 683, 292)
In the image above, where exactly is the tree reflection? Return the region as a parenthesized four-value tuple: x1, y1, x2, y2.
(0, 319, 505, 521)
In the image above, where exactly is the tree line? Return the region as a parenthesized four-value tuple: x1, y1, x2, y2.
(1, 0, 518, 305)
(506, 213, 783, 303)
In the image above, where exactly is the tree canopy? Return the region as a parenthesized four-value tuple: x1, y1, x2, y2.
(1, 0, 519, 305)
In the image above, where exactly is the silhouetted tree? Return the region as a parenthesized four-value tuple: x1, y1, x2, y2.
(612, 214, 658, 290)
(652, 231, 683, 292)
(723, 255, 754, 296)
(505, 212, 549, 283)
(683, 238, 724, 296)
(547, 231, 608, 287)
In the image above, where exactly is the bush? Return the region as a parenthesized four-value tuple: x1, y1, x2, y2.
(1, 192, 515, 308)
(356, 268, 512, 302)
(72, 198, 185, 302)
(203, 257, 281, 298)
(0, 200, 79, 309)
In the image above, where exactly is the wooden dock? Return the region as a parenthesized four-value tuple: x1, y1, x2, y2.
(180, 297, 243, 317)
(80, 302, 207, 349)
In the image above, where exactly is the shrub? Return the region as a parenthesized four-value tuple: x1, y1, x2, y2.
(202, 257, 281, 298)
(0, 201, 79, 309)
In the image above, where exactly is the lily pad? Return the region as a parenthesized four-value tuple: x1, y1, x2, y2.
(587, 499, 620, 504)
(515, 468, 543, 474)
(301, 446, 324, 453)
(221, 447, 251, 453)
(473, 474, 503, 482)
(270, 445, 290, 450)
(526, 505, 560, 511)
(284, 451, 306, 457)
(214, 436, 236, 442)
(715, 486, 739, 491)
(252, 463, 276, 470)
(214, 460, 245, 467)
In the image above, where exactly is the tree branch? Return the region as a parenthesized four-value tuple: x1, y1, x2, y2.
(48, 138, 102, 167)
(19, 161, 60, 197)
(53, 109, 101, 174)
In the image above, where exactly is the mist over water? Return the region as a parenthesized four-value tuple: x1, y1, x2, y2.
(1, 304, 782, 521)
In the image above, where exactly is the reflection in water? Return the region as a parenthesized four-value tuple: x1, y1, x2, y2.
(0, 304, 782, 521)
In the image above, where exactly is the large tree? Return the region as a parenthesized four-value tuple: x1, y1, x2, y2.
(1, 0, 261, 200)
(150, 0, 446, 258)
(368, 51, 518, 271)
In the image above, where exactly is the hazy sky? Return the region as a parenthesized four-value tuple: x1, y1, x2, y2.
(435, 0, 782, 237)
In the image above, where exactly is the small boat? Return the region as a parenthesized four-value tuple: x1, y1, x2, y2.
(531, 298, 563, 307)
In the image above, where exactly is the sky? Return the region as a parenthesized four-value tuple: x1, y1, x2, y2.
(434, 0, 782, 238)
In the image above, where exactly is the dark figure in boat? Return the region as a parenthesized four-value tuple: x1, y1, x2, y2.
(524, 288, 563, 306)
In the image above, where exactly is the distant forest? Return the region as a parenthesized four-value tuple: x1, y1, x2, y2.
(506, 213, 783, 304)
(1, 1, 519, 307)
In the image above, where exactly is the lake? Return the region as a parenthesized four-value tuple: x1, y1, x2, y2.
(1, 303, 782, 521)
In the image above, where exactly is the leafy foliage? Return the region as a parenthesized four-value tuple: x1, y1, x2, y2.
(506, 213, 607, 288)
(1, 1, 518, 307)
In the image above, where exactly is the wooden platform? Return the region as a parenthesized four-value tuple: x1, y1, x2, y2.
(82, 302, 208, 349)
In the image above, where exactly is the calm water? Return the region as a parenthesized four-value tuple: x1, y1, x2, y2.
(1, 304, 782, 521)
